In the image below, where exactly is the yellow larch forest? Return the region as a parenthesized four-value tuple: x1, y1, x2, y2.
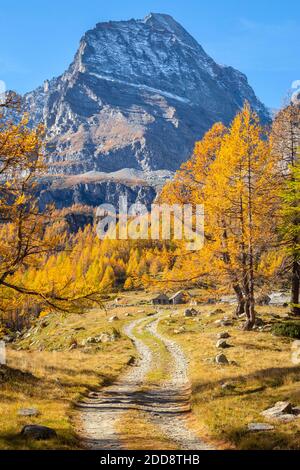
(0, 99, 299, 331)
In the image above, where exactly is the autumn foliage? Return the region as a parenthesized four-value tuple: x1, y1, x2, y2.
(0, 98, 299, 331)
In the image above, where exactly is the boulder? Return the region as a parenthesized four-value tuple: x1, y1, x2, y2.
(247, 423, 274, 432)
(215, 354, 229, 365)
(20, 425, 57, 441)
(217, 332, 230, 339)
(261, 401, 293, 419)
(273, 414, 297, 423)
(18, 408, 40, 417)
(184, 309, 195, 318)
(184, 308, 199, 317)
(216, 339, 230, 349)
(261, 401, 300, 422)
(257, 294, 271, 306)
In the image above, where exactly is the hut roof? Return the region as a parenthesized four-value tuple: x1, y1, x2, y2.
(169, 290, 186, 300)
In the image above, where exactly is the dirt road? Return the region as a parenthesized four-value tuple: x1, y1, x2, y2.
(76, 314, 212, 450)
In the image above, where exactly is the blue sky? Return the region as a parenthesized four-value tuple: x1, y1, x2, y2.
(0, 0, 299, 108)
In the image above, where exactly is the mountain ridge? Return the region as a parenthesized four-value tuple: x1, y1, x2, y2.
(22, 13, 270, 210)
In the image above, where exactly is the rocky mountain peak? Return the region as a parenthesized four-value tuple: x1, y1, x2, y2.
(24, 13, 270, 180)
(141, 12, 200, 46)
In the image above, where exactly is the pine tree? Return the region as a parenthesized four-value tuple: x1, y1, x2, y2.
(100, 266, 116, 291)
(124, 277, 134, 290)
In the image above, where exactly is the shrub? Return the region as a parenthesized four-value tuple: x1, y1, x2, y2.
(272, 321, 300, 339)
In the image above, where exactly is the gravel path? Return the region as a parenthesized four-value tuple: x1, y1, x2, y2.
(148, 319, 212, 450)
(76, 317, 152, 449)
(76, 313, 212, 450)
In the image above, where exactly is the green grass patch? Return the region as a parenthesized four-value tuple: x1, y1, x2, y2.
(273, 321, 300, 339)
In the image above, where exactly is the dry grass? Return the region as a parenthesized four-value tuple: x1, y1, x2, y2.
(0, 305, 147, 450)
(158, 303, 300, 450)
(2, 290, 299, 451)
(116, 410, 177, 450)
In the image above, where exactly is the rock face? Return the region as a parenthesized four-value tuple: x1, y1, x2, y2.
(24, 13, 270, 180)
(36, 175, 157, 211)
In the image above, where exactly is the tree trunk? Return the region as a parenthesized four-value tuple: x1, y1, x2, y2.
(243, 297, 256, 330)
(233, 284, 245, 316)
(291, 259, 300, 315)
(244, 141, 256, 331)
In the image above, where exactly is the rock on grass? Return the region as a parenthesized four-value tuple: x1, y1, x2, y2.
(216, 339, 230, 349)
(247, 423, 275, 432)
(20, 425, 57, 440)
(215, 354, 229, 365)
(18, 408, 40, 417)
(261, 401, 300, 422)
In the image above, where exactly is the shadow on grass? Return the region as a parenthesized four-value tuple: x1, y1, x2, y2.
(223, 426, 300, 450)
(193, 365, 300, 395)
(45, 364, 105, 377)
(0, 429, 78, 451)
(0, 365, 40, 387)
(237, 342, 284, 352)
